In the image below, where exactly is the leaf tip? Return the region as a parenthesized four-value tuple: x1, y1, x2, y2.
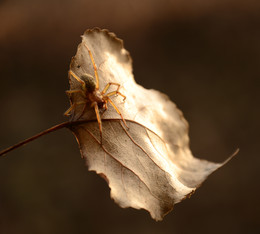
(222, 148, 239, 165)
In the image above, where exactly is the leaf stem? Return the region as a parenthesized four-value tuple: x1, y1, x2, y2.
(0, 121, 72, 157)
(0, 119, 130, 157)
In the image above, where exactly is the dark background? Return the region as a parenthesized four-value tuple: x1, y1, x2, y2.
(0, 0, 259, 233)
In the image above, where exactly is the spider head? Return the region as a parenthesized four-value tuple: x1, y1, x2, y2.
(81, 73, 96, 92)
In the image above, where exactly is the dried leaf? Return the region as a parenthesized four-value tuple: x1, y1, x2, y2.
(67, 28, 234, 221)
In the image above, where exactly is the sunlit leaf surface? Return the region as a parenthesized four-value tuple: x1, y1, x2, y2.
(67, 28, 233, 220)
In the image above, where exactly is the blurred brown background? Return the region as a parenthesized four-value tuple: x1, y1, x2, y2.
(0, 0, 259, 233)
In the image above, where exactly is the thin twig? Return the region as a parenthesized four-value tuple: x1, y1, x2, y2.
(0, 118, 135, 157)
(0, 121, 72, 157)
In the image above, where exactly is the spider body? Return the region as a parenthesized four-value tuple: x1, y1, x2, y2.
(80, 74, 105, 107)
(88, 91, 105, 108)
(81, 74, 96, 93)
(65, 44, 128, 144)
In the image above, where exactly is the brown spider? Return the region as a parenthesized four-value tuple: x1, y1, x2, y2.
(64, 44, 128, 143)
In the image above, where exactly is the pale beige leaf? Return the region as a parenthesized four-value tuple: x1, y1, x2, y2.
(67, 28, 234, 221)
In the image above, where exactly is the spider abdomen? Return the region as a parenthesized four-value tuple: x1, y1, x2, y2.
(81, 74, 96, 92)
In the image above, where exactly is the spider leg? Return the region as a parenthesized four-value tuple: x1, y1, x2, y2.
(100, 100, 108, 118)
(66, 89, 85, 96)
(65, 87, 87, 118)
(102, 82, 126, 101)
(101, 82, 121, 94)
(84, 44, 99, 89)
(64, 104, 75, 116)
(69, 70, 85, 87)
(64, 101, 86, 116)
(106, 97, 128, 128)
(105, 91, 126, 101)
(91, 102, 103, 144)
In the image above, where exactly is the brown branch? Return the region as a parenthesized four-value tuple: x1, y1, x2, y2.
(0, 121, 72, 157)
(0, 118, 154, 157)
(0, 119, 102, 157)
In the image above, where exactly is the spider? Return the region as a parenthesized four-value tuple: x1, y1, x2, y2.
(64, 44, 128, 143)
